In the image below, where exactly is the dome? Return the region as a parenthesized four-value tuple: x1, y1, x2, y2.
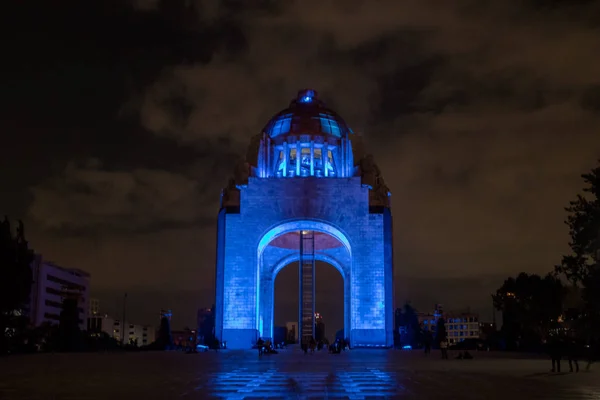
(263, 89, 353, 139)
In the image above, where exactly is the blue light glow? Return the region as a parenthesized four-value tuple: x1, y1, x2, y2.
(298, 89, 315, 103)
(402, 345, 412, 350)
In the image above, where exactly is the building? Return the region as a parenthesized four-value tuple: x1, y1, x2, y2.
(127, 323, 155, 346)
(197, 307, 214, 344)
(416, 305, 480, 345)
(87, 315, 155, 346)
(89, 298, 100, 316)
(172, 328, 196, 348)
(417, 304, 444, 335)
(87, 314, 117, 339)
(29, 255, 90, 330)
(444, 312, 480, 344)
(214, 89, 394, 349)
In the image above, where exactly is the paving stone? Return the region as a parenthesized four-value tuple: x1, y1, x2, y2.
(0, 349, 599, 399)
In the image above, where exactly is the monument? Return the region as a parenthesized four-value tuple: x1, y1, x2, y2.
(214, 89, 393, 349)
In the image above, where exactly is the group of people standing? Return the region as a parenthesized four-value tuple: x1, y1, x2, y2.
(545, 333, 592, 373)
(300, 337, 350, 354)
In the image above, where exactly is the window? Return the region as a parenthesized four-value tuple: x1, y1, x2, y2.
(301, 148, 311, 167)
(47, 275, 86, 291)
(44, 299, 62, 308)
(326, 150, 335, 176)
(269, 115, 292, 137)
(318, 113, 342, 137)
(44, 312, 60, 320)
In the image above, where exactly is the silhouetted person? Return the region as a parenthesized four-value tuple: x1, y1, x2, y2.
(547, 335, 564, 373)
(344, 338, 351, 350)
(464, 351, 473, 359)
(566, 335, 580, 373)
(257, 338, 264, 357)
(440, 339, 449, 360)
(424, 332, 432, 355)
(585, 338, 598, 371)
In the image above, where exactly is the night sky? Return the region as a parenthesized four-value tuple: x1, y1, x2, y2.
(3, 0, 600, 332)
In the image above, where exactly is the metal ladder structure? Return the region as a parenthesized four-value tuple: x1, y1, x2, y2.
(298, 230, 316, 346)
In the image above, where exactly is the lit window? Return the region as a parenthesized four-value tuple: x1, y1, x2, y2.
(269, 115, 292, 137)
(314, 148, 322, 159)
(329, 121, 341, 137)
(326, 150, 335, 175)
(276, 151, 285, 172)
(301, 148, 311, 166)
(320, 116, 331, 135)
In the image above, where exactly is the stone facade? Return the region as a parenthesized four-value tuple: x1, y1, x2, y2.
(214, 90, 393, 349)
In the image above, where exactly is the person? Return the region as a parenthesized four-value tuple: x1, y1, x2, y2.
(256, 337, 264, 357)
(309, 337, 316, 354)
(547, 335, 564, 373)
(440, 339, 449, 360)
(566, 333, 580, 373)
(424, 331, 432, 355)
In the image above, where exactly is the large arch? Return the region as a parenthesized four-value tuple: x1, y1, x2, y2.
(265, 252, 350, 340)
(257, 219, 353, 259)
(256, 220, 352, 342)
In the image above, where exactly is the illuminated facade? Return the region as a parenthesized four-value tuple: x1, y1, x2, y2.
(29, 254, 90, 330)
(214, 89, 393, 349)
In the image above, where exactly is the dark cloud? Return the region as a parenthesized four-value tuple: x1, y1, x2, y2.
(28, 160, 218, 235)
(5, 0, 600, 327)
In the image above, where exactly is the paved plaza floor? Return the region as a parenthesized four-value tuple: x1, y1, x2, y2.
(0, 348, 599, 399)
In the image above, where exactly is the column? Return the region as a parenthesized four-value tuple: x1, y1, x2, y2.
(282, 142, 288, 177)
(323, 144, 329, 177)
(296, 141, 301, 176)
(310, 141, 315, 176)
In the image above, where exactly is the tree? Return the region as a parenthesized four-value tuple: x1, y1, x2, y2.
(435, 318, 447, 345)
(554, 161, 600, 342)
(0, 218, 34, 354)
(394, 303, 421, 347)
(555, 161, 600, 284)
(493, 273, 564, 350)
(153, 315, 173, 350)
(58, 296, 83, 352)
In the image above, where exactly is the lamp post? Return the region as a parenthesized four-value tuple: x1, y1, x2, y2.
(491, 294, 496, 328)
(122, 293, 128, 344)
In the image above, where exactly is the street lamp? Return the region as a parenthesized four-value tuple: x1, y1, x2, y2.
(122, 293, 128, 344)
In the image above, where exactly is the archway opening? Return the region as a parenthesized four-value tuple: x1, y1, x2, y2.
(273, 261, 344, 344)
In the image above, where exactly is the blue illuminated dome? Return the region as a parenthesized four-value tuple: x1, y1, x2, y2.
(263, 89, 353, 140)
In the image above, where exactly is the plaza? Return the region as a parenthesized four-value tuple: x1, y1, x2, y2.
(1, 349, 599, 399)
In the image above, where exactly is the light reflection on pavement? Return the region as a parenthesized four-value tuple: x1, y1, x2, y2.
(1, 349, 599, 399)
